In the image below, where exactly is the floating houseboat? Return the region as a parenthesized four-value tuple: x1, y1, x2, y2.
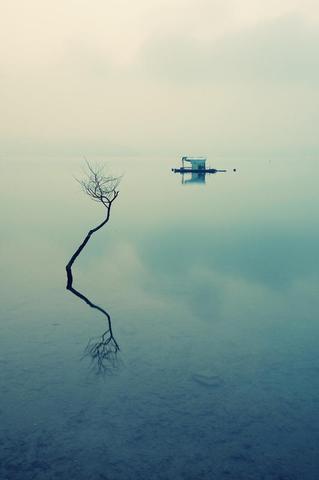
(172, 156, 226, 174)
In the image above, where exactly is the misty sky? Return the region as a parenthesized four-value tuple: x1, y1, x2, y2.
(1, 0, 319, 157)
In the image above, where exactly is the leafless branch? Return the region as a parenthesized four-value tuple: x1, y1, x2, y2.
(66, 161, 121, 374)
(77, 161, 120, 208)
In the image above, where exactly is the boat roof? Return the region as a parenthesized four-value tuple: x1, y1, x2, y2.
(182, 156, 206, 160)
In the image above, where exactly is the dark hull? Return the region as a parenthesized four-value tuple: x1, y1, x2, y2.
(172, 168, 226, 174)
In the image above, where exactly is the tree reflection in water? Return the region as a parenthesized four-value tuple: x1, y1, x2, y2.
(66, 162, 121, 374)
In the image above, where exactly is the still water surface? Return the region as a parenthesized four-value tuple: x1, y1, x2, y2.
(1, 156, 319, 479)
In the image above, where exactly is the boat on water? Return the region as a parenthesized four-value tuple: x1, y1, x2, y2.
(171, 156, 226, 174)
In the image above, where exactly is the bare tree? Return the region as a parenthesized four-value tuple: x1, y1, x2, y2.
(78, 161, 120, 208)
(66, 161, 121, 373)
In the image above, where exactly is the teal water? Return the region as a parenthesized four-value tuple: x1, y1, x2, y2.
(1, 156, 319, 479)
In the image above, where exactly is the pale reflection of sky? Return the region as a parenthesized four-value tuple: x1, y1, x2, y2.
(1, 155, 318, 338)
(1, 156, 319, 479)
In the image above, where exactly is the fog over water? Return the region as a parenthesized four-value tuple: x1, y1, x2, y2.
(1, 156, 319, 479)
(2, 0, 319, 156)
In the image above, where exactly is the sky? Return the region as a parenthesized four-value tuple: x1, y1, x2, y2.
(1, 0, 319, 157)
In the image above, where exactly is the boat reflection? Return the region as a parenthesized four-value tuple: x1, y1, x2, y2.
(183, 171, 206, 184)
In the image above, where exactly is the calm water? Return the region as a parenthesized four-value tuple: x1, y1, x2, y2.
(1, 156, 319, 479)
